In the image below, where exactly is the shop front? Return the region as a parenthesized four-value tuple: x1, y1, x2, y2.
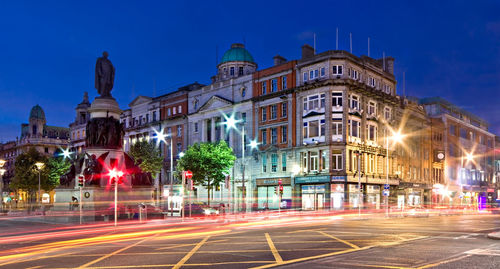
(256, 178, 291, 210)
(294, 175, 330, 211)
(398, 182, 432, 208)
(330, 176, 346, 210)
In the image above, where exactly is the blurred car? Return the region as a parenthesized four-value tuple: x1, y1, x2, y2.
(183, 202, 220, 217)
(487, 200, 500, 214)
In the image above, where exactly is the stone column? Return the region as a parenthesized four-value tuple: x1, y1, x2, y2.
(211, 117, 216, 143)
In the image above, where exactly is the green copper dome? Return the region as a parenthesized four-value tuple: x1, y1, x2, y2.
(29, 104, 46, 121)
(220, 43, 255, 64)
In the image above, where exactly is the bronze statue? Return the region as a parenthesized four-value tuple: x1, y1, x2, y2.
(95, 51, 115, 97)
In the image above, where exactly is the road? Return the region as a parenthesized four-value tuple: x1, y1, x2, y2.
(0, 212, 499, 268)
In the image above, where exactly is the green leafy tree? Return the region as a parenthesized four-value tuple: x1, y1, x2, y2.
(128, 140, 163, 175)
(11, 148, 50, 203)
(47, 156, 71, 188)
(176, 141, 235, 205)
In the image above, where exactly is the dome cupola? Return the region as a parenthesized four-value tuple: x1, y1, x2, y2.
(215, 43, 257, 82)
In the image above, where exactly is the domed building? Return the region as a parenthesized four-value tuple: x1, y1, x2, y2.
(18, 104, 70, 155)
(214, 43, 257, 82)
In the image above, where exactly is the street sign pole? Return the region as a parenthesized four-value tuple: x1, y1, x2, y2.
(181, 171, 185, 221)
(79, 180, 83, 225)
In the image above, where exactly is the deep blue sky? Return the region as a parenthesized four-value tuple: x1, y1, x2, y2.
(1, 0, 499, 142)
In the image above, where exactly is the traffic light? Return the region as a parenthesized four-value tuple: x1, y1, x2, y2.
(78, 175, 84, 187)
(274, 186, 278, 195)
(279, 185, 283, 195)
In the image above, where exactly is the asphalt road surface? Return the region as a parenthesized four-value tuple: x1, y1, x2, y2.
(0, 213, 499, 268)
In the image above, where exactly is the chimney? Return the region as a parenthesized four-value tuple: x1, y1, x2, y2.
(301, 44, 314, 59)
(273, 55, 287, 66)
(385, 57, 395, 74)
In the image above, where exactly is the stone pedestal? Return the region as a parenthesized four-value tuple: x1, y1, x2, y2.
(88, 97, 121, 120)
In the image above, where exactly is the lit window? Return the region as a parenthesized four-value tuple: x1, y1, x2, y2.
(173, 107, 176, 114)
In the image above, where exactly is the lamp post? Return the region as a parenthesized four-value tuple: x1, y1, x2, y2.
(462, 151, 474, 207)
(385, 129, 403, 217)
(0, 159, 6, 211)
(108, 168, 124, 227)
(153, 128, 174, 216)
(34, 162, 44, 209)
(222, 112, 258, 213)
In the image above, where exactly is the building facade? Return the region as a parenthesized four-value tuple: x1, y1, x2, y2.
(421, 97, 496, 207)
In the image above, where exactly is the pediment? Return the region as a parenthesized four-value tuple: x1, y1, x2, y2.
(198, 95, 233, 112)
(129, 96, 152, 107)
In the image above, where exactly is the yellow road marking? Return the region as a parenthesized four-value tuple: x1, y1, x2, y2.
(77, 236, 154, 268)
(332, 262, 413, 269)
(265, 233, 283, 264)
(172, 236, 210, 269)
(155, 239, 226, 250)
(251, 246, 371, 269)
(317, 231, 359, 249)
(26, 266, 43, 269)
(417, 254, 471, 269)
(52, 260, 274, 268)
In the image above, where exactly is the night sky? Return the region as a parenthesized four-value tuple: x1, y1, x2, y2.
(1, 0, 499, 142)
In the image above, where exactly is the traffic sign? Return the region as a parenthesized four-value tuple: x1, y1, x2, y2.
(384, 184, 390, 190)
(383, 190, 390, 196)
(184, 170, 193, 179)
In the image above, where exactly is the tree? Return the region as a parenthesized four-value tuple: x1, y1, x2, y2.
(47, 156, 71, 188)
(11, 148, 50, 204)
(175, 141, 235, 205)
(128, 140, 163, 175)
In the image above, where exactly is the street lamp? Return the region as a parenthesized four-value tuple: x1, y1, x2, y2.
(222, 112, 259, 213)
(153, 127, 174, 216)
(385, 129, 404, 217)
(0, 159, 6, 210)
(34, 162, 44, 209)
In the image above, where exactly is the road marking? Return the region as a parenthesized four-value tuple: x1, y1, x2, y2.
(329, 262, 413, 269)
(286, 228, 327, 234)
(155, 239, 226, 250)
(172, 235, 210, 269)
(52, 260, 275, 268)
(77, 236, 153, 268)
(26, 266, 43, 269)
(417, 254, 471, 268)
(317, 231, 359, 249)
(265, 233, 283, 264)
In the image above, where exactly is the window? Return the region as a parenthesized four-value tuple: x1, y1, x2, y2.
(449, 125, 456, 136)
(320, 67, 325, 77)
(384, 107, 391, 120)
(368, 101, 376, 116)
(194, 122, 199, 133)
(314, 69, 319, 78)
(230, 67, 235, 76)
(282, 76, 287, 89)
(320, 119, 326, 137)
(349, 118, 361, 138)
(282, 153, 287, 172)
(383, 84, 392, 94)
(320, 94, 326, 108)
(332, 92, 342, 107)
(281, 126, 287, 143)
(173, 107, 177, 114)
(271, 128, 278, 144)
(332, 65, 343, 75)
(261, 107, 267, 121)
(332, 152, 343, 170)
(304, 94, 322, 111)
(367, 125, 377, 141)
(310, 70, 314, 79)
(241, 88, 246, 97)
(167, 127, 172, 135)
(242, 112, 247, 123)
(460, 128, 467, 139)
(261, 129, 267, 145)
(45, 147, 49, 153)
(271, 79, 278, 92)
(309, 121, 319, 137)
(177, 125, 182, 137)
(350, 95, 359, 110)
(332, 120, 342, 136)
(310, 152, 319, 171)
(368, 76, 376, 87)
(176, 143, 182, 154)
(262, 154, 267, 172)
(262, 81, 267, 94)
(152, 111, 157, 122)
(303, 72, 308, 81)
(270, 104, 277, 120)
(271, 153, 278, 172)
(139, 116, 143, 125)
(281, 102, 287, 118)
(238, 66, 243, 76)
(351, 69, 359, 80)
(178, 105, 182, 113)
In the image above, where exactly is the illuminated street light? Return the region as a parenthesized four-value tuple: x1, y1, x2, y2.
(466, 152, 474, 162)
(60, 147, 72, 160)
(248, 139, 259, 150)
(178, 152, 185, 158)
(0, 159, 5, 210)
(152, 127, 174, 216)
(34, 162, 44, 208)
(385, 130, 405, 217)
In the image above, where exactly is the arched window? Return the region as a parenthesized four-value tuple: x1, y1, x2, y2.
(32, 125, 37, 135)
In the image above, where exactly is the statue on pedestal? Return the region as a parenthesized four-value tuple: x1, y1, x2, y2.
(95, 51, 115, 98)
